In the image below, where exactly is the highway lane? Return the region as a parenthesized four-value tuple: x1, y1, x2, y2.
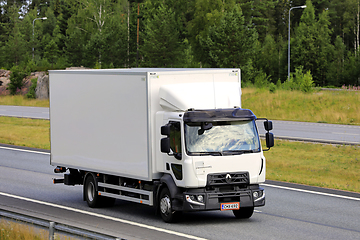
(1, 146, 360, 240)
(1, 105, 359, 144)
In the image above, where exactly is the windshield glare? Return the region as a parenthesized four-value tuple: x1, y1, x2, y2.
(185, 120, 260, 155)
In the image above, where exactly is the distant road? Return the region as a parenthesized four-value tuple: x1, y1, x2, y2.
(0, 105, 49, 119)
(0, 105, 359, 145)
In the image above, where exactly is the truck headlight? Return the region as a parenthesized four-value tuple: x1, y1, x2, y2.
(185, 194, 205, 205)
(197, 195, 204, 203)
(253, 190, 265, 202)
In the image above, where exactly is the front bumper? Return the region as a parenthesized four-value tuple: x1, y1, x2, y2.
(178, 185, 265, 212)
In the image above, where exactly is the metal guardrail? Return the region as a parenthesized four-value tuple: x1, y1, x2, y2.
(0, 209, 125, 240)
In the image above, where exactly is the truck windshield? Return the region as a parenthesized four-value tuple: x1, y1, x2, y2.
(184, 120, 260, 156)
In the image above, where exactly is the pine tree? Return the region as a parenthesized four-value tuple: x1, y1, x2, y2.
(292, 0, 333, 86)
(199, 5, 258, 81)
(141, 3, 185, 67)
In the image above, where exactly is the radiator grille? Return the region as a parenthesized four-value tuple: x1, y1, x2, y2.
(207, 172, 249, 186)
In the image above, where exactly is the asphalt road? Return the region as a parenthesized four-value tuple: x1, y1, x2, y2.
(1, 146, 359, 240)
(0, 105, 49, 119)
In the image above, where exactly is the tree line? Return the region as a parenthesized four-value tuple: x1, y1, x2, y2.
(0, 0, 360, 87)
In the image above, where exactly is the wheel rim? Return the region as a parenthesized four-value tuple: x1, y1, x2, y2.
(160, 195, 171, 216)
(87, 181, 95, 202)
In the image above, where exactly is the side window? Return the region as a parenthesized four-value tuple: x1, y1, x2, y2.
(169, 121, 181, 154)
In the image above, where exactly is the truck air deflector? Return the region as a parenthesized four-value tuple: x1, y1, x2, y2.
(183, 108, 256, 122)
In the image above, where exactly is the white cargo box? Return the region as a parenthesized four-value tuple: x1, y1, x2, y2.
(49, 69, 241, 180)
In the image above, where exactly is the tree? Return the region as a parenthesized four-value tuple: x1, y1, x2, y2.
(239, 0, 277, 41)
(343, 0, 360, 53)
(199, 5, 258, 81)
(291, 0, 333, 86)
(140, 2, 185, 67)
(3, 6, 27, 67)
(253, 34, 280, 82)
(66, 0, 127, 68)
(187, 0, 236, 64)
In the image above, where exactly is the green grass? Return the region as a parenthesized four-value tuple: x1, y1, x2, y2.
(0, 116, 50, 149)
(242, 88, 360, 125)
(0, 95, 49, 107)
(263, 140, 360, 192)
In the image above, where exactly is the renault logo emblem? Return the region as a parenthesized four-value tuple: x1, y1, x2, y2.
(225, 173, 232, 183)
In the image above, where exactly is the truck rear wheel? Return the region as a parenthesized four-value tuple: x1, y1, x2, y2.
(85, 174, 101, 208)
(84, 174, 115, 208)
(159, 188, 181, 223)
(233, 207, 254, 219)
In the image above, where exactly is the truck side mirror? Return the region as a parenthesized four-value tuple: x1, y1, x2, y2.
(265, 132, 274, 149)
(161, 124, 171, 136)
(161, 137, 171, 153)
(264, 121, 273, 131)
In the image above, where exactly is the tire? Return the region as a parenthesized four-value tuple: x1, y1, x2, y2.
(159, 187, 181, 223)
(84, 174, 115, 208)
(84, 174, 101, 208)
(233, 207, 254, 219)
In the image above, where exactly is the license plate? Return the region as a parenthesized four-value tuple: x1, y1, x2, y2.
(220, 202, 240, 211)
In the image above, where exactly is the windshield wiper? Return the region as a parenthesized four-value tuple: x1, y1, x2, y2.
(191, 152, 223, 156)
(221, 150, 255, 155)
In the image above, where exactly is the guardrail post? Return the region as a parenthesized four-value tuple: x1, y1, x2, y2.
(49, 222, 55, 240)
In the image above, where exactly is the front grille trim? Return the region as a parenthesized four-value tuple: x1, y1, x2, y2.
(207, 172, 249, 186)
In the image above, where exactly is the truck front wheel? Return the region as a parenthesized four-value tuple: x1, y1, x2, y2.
(233, 207, 254, 219)
(159, 188, 181, 223)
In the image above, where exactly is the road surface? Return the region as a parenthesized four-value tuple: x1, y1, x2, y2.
(1, 146, 359, 239)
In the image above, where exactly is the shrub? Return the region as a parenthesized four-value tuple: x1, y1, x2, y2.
(281, 66, 314, 92)
(254, 71, 271, 89)
(8, 66, 27, 95)
(269, 82, 276, 93)
(301, 70, 314, 93)
(26, 78, 38, 99)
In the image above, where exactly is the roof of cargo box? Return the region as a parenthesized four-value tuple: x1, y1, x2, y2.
(49, 68, 240, 75)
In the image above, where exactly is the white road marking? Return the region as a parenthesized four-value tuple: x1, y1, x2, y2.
(262, 184, 360, 201)
(0, 192, 207, 240)
(0, 146, 50, 155)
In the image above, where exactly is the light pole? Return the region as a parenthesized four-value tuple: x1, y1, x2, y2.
(288, 5, 306, 81)
(32, 17, 47, 60)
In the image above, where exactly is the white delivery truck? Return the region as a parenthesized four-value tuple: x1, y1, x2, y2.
(50, 68, 274, 222)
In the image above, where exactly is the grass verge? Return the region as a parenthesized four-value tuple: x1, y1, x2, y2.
(0, 219, 48, 240)
(0, 116, 50, 149)
(0, 95, 49, 107)
(242, 88, 360, 125)
(263, 140, 360, 192)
